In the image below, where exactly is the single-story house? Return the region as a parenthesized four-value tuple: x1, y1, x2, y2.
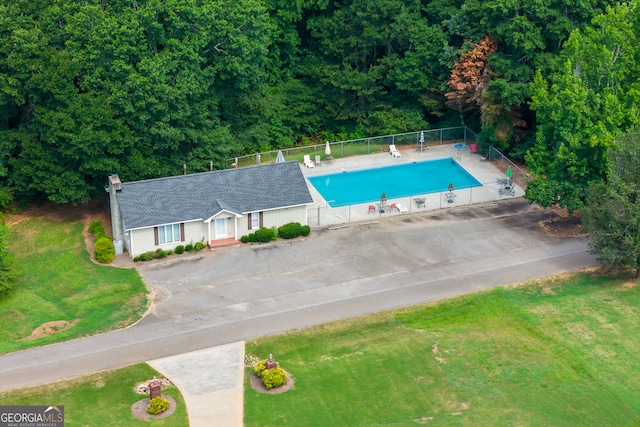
(108, 161, 314, 258)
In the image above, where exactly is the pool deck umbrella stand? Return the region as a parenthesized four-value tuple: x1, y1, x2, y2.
(505, 167, 514, 190)
(379, 192, 388, 212)
(324, 141, 334, 164)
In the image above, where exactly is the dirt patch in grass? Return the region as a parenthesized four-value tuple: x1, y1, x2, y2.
(539, 208, 586, 237)
(319, 351, 363, 362)
(8, 202, 109, 225)
(24, 319, 81, 340)
(564, 322, 596, 341)
(541, 285, 556, 295)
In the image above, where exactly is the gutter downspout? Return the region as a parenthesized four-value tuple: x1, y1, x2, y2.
(128, 231, 134, 259)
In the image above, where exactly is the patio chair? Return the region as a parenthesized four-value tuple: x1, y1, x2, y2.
(499, 186, 515, 196)
(444, 192, 456, 203)
(368, 205, 376, 214)
(397, 204, 408, 213)
(470, 143, 478, 155)
(498, 177, 515, 196)
(414, 197, 425, 208)
(389, 203, 398, 212)
(303, 154, 315, 168)
(315, 155, 322, 167)
(389, 144, 401, 158)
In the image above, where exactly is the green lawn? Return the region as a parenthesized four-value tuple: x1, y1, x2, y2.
(0, 216, 147, 354)
(245, 271, 640, 426)
(0, 363, 188, 426)
(236, 143, 393, 167)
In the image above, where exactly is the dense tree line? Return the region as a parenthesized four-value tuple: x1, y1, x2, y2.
(526, 2, 640, 212)
(0, 0, 628, 206)
(583, 129, 640, 279)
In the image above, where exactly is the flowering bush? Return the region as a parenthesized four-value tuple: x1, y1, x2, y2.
(261, 367, 287, 389)
(253, 359, 269, 377)
(254, 359, 287, 389)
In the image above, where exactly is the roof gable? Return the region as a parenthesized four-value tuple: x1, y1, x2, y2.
(116, 161, 313, 230)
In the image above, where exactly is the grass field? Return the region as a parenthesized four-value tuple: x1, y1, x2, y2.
(245, 271, 640, 426)
(236, 143, 392, 167)
(0, 216, 147, 354)
(0, 363, 188, 426)
(5, 210, 639, 425)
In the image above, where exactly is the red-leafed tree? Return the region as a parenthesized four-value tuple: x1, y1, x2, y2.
(445, 36, 498, 126)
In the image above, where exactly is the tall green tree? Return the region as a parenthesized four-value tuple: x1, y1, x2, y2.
(525, 2, 640, 213)
(0, 0, 274, 204)
(301, 0, 445, 133)
(447, 0, 616, 151)
(583, 130, 640, 279)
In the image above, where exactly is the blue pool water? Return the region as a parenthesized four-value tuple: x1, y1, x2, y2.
(307, 157, 482, 207)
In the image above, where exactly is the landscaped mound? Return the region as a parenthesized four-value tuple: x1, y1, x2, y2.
(254, 359, 288, 389)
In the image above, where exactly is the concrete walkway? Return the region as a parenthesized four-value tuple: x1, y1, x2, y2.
(148, 341, 245, 427)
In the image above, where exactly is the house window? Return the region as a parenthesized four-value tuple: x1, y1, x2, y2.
(158, 223, 181, 244)
(248, 212, 263, 230)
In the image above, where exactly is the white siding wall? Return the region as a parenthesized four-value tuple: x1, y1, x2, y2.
(127, 206, 308, 257)
(264, 206, 307, 228)
(128, 221, 208, 258)
(183, 221, 208, 246)
(237, 206, 308, 237)
(129, 227, 155, 257)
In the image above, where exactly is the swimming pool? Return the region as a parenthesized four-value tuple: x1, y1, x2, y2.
(307, 157, 482, 207)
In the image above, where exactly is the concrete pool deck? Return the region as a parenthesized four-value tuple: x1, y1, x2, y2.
(302, 143, 522, 226)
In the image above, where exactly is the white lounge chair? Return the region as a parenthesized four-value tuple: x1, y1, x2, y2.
(397, 203, 408, 213)
(303, 154, 315, 168)
(389, 144, 401, 157)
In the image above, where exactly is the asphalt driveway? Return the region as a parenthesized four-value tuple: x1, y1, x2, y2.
(0, 198, 596, 391)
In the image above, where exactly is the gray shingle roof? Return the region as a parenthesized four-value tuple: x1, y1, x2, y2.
(116, 161, 313, 230)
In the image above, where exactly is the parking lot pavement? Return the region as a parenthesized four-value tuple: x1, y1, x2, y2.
(0, 198, 597, 392)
